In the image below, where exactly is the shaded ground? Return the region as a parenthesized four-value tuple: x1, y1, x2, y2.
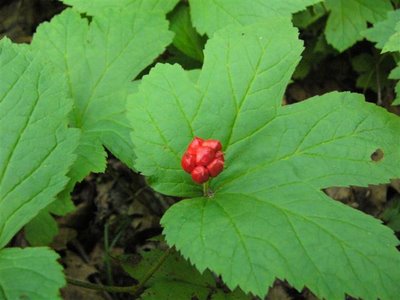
(2, 1, 399, 299)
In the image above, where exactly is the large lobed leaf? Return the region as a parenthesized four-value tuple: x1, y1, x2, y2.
(31, 7, 173, 206)
(129, 17, 303, 197)
(0, 247, 65, 299)
(128, 19, 400, 299)
(0, 38, 79, 248)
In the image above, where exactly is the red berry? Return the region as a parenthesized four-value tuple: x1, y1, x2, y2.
(191, 166, 209, 184)
(187, 137, 204, 154)
(195, 146, 214, 166)
(202, 139, 222, 151)
(215, 151, 224, 162)
(207, 158, 224, 177)
(181, 153, 196, 173)
(181, 137, 224, 184)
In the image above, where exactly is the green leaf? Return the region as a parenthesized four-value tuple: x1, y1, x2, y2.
(324, 0, 393, 52)
(24, 209, 58, 246)
(163, 189, 400, 299)
(189, 0, 323, 35)
(363, 9, 400, 50)
(169, 4, 205, 62)
(163, 45, 203, 70)
(61, 0, 179, 15)
(31, 8, 173, 199)
(211, 289, 250, 300)
(383, 21, 400, 53)
(128, 18, 303, 196)
(0, 38, 79, 248)
(292, 3, 326, 29)
(390, 64, 400, 105)
(122, 248, 250, 299)
(351, 53, 394, 93)
(393, 82, 400, 105)
(381, 196, 400, 231)
(389, 65, 400, 80)
(129, 20, 400, 299)
(0, 247, 65, 299)
(363, 10, 400, 104)
(124, 249, 213, 299)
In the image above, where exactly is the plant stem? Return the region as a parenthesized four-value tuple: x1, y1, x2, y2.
(67, 247, 172, 296)
(203, 181, 209, 196)
(66, 277, 137, 294)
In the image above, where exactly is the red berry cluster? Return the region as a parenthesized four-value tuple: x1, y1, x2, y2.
(181, 137, 224, 184)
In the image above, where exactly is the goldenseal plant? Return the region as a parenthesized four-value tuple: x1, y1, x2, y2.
(128, 17, 400, 299)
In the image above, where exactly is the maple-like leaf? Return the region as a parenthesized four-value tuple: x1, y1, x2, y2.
(128, 18, 400, 299)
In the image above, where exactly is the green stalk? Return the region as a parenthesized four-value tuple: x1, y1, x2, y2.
(203, 181, 209, 196)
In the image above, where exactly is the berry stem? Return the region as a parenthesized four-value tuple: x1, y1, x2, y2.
(203, 181, 209, 197)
